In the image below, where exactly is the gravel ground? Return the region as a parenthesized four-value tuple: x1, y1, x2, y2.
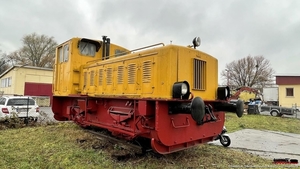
(210, 129, 300, 166)
(38, 107, 57, 123)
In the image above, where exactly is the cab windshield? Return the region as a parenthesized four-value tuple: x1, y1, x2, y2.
(78, 41, 96, 57)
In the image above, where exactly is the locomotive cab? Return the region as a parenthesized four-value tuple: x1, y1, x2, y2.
(53, 37, 129, 96)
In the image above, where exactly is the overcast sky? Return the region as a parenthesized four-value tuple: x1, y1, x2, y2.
(0, 0, 299, 83)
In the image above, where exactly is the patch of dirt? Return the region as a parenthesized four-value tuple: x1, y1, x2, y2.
(75, 130, 160, 161)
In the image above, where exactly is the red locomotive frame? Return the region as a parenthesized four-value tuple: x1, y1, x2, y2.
(53, 94, 242, 154)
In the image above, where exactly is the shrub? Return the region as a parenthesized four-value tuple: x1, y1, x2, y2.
(0, 111, 57, 130)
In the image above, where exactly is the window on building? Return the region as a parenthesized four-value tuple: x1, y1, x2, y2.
(1, 77, 12, 88)
(286, 88, 294, 97)
(8, 77, 11, 87)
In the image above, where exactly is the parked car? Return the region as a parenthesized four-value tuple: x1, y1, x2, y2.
(260, 105, 295, 117)
(0, 96, 40, 121)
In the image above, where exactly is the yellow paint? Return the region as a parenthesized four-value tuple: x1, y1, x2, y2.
(278, 85, 300, 107)
(53, 38, 219, 100)
(52, 38, 129, 96)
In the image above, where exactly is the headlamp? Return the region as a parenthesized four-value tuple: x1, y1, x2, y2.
(172, 81, 190, 99)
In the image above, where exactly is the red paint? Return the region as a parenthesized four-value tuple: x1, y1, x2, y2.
(52, 95, 225, 154)
(24, 82, 53, 105)
(276, 76, 300, 85)
(24, 82, 52, 96)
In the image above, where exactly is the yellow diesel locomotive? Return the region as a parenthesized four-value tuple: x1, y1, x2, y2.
(52, 36, 243, 154)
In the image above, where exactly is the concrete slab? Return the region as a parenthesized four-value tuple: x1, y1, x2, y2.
(210, 129, 300, 165)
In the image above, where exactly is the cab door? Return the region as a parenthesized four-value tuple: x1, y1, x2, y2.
(54, 43, 70, 95)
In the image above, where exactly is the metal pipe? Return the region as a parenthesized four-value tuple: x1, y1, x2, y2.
(106, 38, 110, 58)
(102, 36, 107, 60)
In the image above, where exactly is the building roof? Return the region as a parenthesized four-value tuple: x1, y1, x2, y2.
(275, 74, 300, 77)
(276, 75, 300, 85)
(0, 65, 53, 78)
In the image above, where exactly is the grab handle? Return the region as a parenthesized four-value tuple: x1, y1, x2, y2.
(171, 117, 190, 129)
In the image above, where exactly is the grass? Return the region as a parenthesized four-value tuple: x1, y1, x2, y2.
(0, 113, 299, 168)
(225, 112, 300, 134)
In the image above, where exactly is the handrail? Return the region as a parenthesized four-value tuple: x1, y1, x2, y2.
(86, 43, 165, 64)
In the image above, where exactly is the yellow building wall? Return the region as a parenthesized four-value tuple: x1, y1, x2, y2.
(278, 85, 300, 107)
(0, 67, 53, 96)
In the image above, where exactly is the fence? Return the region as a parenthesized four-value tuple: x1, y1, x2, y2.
(292, 103, 298, 118)
(32, 96, 51, 107)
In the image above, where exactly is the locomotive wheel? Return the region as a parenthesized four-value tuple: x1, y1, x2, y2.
(190, 97, 205, 124)
(220, 135, 231, 147)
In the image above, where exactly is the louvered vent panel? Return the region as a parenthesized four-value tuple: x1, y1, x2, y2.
(98, 69, 103, 85)
(193, 59, 206, 90)
(142, 61, 151, 83)
(84, 72, 87, 86)
(106, 68, 113, 85)
(128, 64, 136, 84)
(117, 66, 124, 84)
(90, 71, 94, 86)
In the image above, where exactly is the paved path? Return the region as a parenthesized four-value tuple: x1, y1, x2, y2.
(210, 129, 300, 165)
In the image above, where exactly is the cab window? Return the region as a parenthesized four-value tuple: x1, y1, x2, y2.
(63, 44, 69, 61)
(58, 43, 69, 63)
(78, 41, 96, 57)
(58, 47, 63, 63)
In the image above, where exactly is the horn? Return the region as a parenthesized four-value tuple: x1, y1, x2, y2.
(235, 100, 244, 117)
(214, 100, 244, 117)
(168, 97, 205, 124)
(190, 97, 205, 124)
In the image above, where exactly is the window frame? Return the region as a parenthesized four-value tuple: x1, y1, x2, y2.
(63, 44, 69, 62)
(286, 88, 294, 97)
(78, 41, 97, 57)
(58, 43, 69, 63)
(1, 77, 12, 88)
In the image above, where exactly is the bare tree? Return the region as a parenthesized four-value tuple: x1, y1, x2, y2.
(8, 33, 57, 68)
(0, 50, 11, 74)
(221, 55, 275, 88)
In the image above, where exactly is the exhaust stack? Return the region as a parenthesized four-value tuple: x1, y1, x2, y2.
(102, 36, 110, 60)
